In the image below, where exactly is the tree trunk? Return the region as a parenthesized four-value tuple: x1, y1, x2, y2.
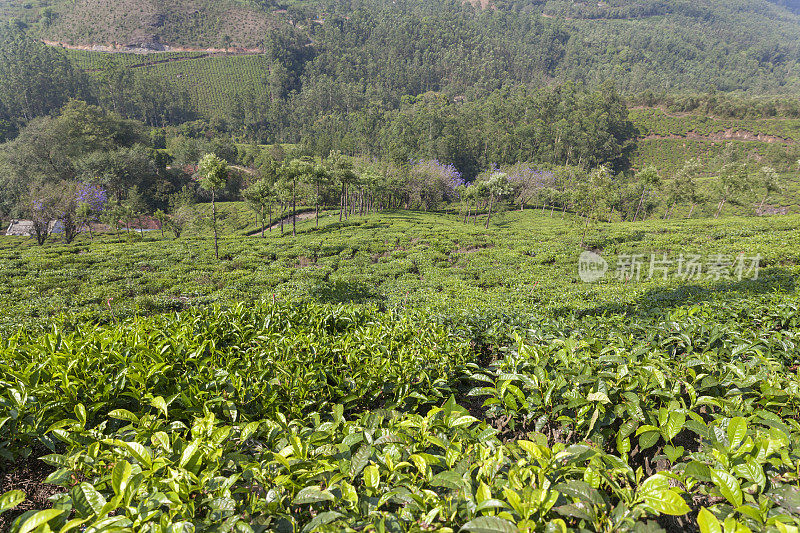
(261, 205, 265, 237)
(484, 195, 494, 229)
(292, 177, 296, 237)
(688, 203, 696, 218)
(315, 183, 320, 227)
(715, 199, 725, 219)
(212, 191, 219, 259)
(339, 183, 344, 222)
(580, 214, 590, 248)
(633, 187, 647, 223)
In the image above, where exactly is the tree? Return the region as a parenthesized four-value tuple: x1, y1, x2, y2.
(54, 181, 80, 244)
(27, 183, 56, 245)
(0, 26, 89, 124)
(327, 151, 356, 222)
(101, 200, 126, 233)
(243, 178, 275, 237)
(667, 160, 703, 219)
(97, 55, 133, 115)
(714, 163, 751, 218)
(280, 158, 312, 236)
(197, 153, 229, 259)
(456, 184, 470, 223)
(123, 185, 147, 235)
(755, 166, 782, 215)
(304, 162, 330, 227)
(75, 182, 108, 240)
(168, 205, 194, 239)
(468, 181, 487, 224)
(273, 178, 292, 236)
(153, 209, 167, 238)
(483, 172, 513, 228)
(632, 166, 660, 222)
(0, 101, 165, 219)
(576, 166, 613, 247)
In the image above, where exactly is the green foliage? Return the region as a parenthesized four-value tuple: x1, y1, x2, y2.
(0, 100, 177, 219)
(1, 289, 800, 530)
(0, 24, 89, 128)
(197, 153, 229, 193)
(1, 208, 799, 333)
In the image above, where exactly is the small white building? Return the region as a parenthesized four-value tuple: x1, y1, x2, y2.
(5, 219, 63, 236)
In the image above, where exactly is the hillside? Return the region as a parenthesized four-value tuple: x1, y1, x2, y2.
(1, 0, 280, 49)
(3, 0, 800, 93)
(1, 208, 798, 330)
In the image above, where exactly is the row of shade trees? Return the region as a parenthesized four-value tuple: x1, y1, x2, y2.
(27, 148, 788, 260)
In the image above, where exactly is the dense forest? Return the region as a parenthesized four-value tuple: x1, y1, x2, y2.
(4, 0, 800, 135)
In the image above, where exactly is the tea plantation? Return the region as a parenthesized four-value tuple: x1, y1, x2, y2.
(1, 210, 800, 532)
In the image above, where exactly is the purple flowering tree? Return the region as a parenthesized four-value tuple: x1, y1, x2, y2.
(505, 164, 555, 211)
(28, 181, 110, 245)
(408, 160, 465, 211)
(75, 182, 108, 240)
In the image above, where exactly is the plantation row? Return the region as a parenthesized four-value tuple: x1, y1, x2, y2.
(2, 210, 799, 334)
(629, 108, 800, 177)
(1, 292, 799, 531)
(66, 51, 209, 71)
(137, 55, 274, 119)
(633, 138, 776, 175)
(629, 108, 800, 143)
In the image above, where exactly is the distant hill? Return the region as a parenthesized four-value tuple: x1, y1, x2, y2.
(4, 0, 800, 159)
(35, 0, 278, 49)
(3, 0, 797, 93)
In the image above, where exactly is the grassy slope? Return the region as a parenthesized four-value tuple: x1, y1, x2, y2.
(1, 207, 797, 334)
(38, 0, 276, 48)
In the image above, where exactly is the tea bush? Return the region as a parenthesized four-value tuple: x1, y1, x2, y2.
(1, 210, 800, 532)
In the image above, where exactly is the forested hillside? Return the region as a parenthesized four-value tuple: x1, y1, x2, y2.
(3, 0, 800, 94)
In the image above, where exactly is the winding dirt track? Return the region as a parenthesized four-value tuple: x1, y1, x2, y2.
(42, 40, 265, 54)
(42, 40, 267, 71)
